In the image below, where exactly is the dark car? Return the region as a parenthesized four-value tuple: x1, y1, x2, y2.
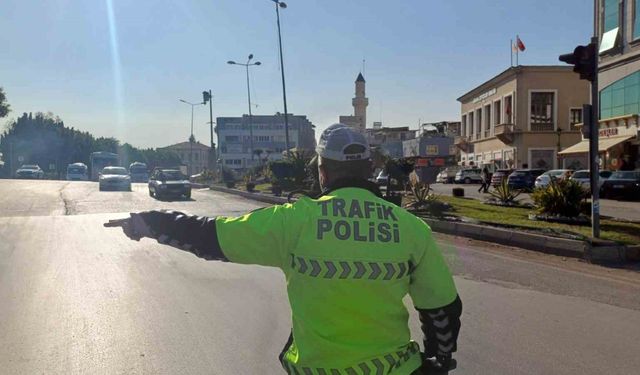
(148, 168, 191, 199)
(600, 170, 640, 200)
(507, 169, 545, 190)
(490, 169, 514, 187)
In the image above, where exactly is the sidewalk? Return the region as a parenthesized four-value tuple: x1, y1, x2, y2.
(429, 183, 640, 222)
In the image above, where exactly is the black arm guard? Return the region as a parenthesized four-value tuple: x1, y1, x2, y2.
(417, 295, 462, 368)
(137, 210, 228, 261)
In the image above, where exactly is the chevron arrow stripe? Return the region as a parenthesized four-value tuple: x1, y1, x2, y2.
(432, 317, 450, 329)
(297, 257, 308, 274)
(302, 367, 313, 375)
(368, 262, 382, 280)
(384, 354, 396, 369)
(339, 261, 351, 279)
(383, 263, 395, 280)
(396, 262, 407, 279)
(436, 331, 453, 341)
(316, 369, 327, 375)
(359, 362, 371, 375)
(309, 259, 321, 277)
(324, 261, 337, 279)
(353, 262, 366, 279)
(371, 359, 384, 375)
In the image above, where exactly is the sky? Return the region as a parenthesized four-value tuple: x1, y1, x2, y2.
(0, 0, 592, 149)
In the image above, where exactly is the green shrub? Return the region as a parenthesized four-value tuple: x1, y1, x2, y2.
(488, 179, 522, 205)
(531, 178, 588, 217)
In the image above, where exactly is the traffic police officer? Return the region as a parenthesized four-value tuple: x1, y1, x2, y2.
(107, 124, 462, 374)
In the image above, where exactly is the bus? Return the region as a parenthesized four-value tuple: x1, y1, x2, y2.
(66, 163, 88, 181)
(128, 161, 149, 182)
(90, 151, 119, 181)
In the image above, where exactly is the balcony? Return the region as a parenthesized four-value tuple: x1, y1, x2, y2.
(454, 136, 471, 152)
(494, 123, 515, 144)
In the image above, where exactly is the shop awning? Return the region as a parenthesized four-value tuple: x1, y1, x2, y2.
(559, 135, 634, 155)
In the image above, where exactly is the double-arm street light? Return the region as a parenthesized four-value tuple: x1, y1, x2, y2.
(269, 0, 291, 156)
(228, 54, 261, 166)
(179, 98, 205, 176)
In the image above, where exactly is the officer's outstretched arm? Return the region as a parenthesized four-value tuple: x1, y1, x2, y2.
(409, 231, 462, 371)
(107, 206, 292, 268)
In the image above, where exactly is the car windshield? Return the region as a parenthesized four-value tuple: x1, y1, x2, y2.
(102, 167, 127, 175)
(572, 171, 589, 179)
(600, 171, 613, 178)
(21, 165, 38, 170)
(610, 171, 640, 180)
(67, 167, 85, 174)
(548, 170, 566, 177)
(130, 167, 148, 173)
(160, 171, 184, 180)
(511, 171, 527, 176)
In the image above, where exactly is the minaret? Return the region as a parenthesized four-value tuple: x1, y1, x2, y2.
(352, 73, 369, 130)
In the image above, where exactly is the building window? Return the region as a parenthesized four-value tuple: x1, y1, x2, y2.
(494, 100, 501, 126)
(600, 70, 640, 119)
(484, 104, 491, 138)
(255, 135, 270, 142)
(635, 0, 640, 39)
(194, 153, 199, 161)
(225, 159, 233, 165)
(475, 108, 482, 139)
(425, 145, 439, 155)
(603, 0, 619, 34)
(530, 91, 555, 131)
(529, 149, 556, 170)
(570, 108, 583, 127)
(461, 114, 467, 137)
(467, 112, 474, 139)
(504, 95, 513, 124)
(225, 135, 239, 142)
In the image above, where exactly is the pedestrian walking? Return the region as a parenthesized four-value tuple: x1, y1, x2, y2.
(106, 123, 462, 374)
(478, 167, 490, 193)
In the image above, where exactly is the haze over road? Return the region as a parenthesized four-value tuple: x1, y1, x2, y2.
(1, 180, 639, 374)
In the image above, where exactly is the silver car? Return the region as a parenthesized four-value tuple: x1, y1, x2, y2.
(99, 166, 132, 191)
(15, 164, 45, 179)
(534, 169, 573, 188)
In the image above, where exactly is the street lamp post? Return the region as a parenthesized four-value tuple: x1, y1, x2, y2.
(270, 0, 291, 156)
(179, 98, 205, 176)
(228, 55, 261, 169)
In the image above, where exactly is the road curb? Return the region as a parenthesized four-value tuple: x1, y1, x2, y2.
(209, 185, 636, 263)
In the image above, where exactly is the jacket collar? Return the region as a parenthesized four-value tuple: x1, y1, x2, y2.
(320, 178, 383, 198)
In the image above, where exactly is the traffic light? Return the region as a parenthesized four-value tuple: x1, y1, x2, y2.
(559, 43, 596, 82)
(203, 91, 211, 104)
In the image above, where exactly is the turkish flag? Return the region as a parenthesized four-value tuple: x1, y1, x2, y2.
(516, 36, 526, 52)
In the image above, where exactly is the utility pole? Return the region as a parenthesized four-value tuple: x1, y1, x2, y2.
(559, 39, 600, 238)
(203, 90, 215, 173)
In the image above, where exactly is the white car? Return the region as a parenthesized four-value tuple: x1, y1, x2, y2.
(436, 167, 461, 184)
(570, 170, 613, 191)
(15, 164, 44, 179)
(534, 169, 573, 188)
(99, 166, 132, 191)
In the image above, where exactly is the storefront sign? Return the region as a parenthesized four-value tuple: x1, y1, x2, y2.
(599, 128, 618, 137)
(472, 88, 497, 103)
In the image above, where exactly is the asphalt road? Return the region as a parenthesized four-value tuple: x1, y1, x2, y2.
(430, 182, 640, 222)
(1, 179, 640, 374)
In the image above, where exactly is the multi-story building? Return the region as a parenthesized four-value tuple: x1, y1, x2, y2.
(559, 1, 640, 170)
(456, 66, 590, 170)
(216, 113, 316, 171)
(365, 126, 415, 158)
(160, 141, 211, 176)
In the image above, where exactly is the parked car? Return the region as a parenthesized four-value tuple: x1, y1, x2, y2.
(375, 170, 389, 185)
(570, 170, 612, 191)
(534, 169, 574, 189)
(66, 163, 89, 181)
(436, 166, 461, 184)
(600, 170, 640, 200)
(15, 164, 44, 179)
(454, 168, 482, 184)
(98, 166, 132, 191)
(490, 169, 514, 187)
(148, 168, 191, 199)
(507, 169, 545, 190)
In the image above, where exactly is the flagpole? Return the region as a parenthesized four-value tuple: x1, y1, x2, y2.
(516, 35, 519, 66)
(510, 39, 513, 67)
